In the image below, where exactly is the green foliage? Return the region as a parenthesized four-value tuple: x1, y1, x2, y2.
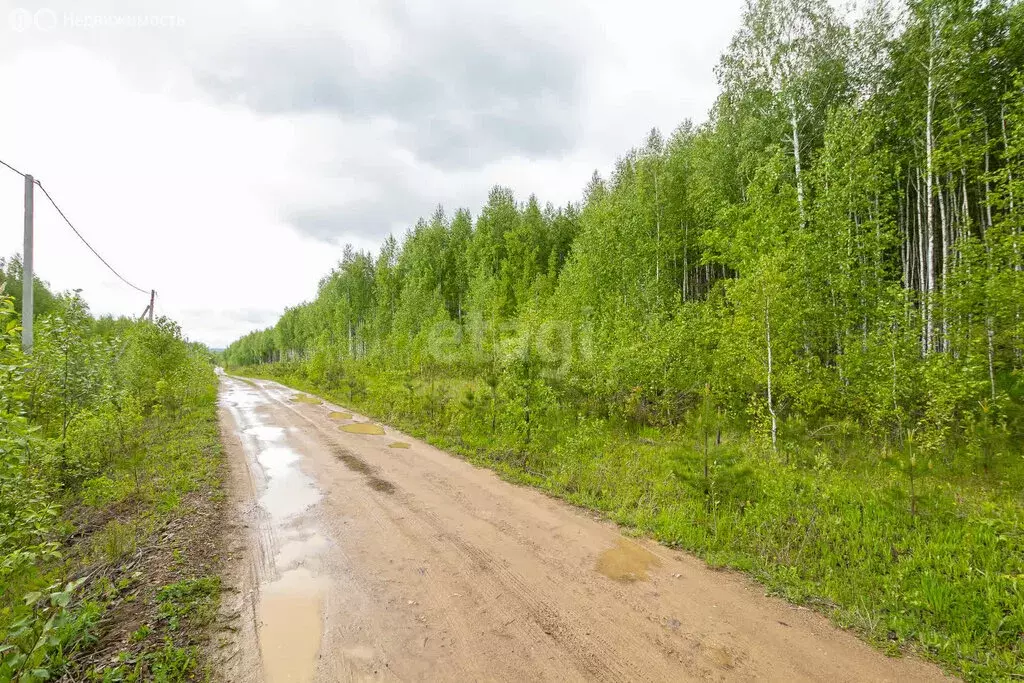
(0, 281, 220, 681)
(156, 577, 220, 632)
(0, 256, 59, 322)
(0, 579, 99, 682)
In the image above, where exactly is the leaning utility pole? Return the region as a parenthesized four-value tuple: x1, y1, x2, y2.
(148, 289, 155, 323)
(22, 174, 34, 353)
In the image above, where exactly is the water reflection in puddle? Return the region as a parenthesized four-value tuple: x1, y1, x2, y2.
(223, 379, 329, 683)
(257, 447, 321, 521)
(275, 532, 330, 572)
(244, 425, 286, 441)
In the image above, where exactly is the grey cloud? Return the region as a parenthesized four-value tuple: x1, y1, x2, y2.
(5, 0, 588, 171)
(6, 0, 594, 243)
(193, 7, 585, 169)
(285, 193, 434, 244)
(281, 141, 464, 243)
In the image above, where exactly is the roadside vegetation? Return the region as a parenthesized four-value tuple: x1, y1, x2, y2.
(0, 258, 223, 682)
(225, 0, 1024, 678)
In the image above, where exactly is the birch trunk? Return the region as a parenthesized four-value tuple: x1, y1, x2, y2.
(937, 180, 949, 351)
(987, 317, 996, 400)
(925, 49, 936, 354)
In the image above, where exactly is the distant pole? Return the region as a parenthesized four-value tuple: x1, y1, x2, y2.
(149, 289, 155, 323)
(22, 174, 34, 353)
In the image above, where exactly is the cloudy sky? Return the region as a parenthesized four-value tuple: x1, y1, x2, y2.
(0, 0, 743, 347)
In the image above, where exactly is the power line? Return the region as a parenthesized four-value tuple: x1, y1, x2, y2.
(0, 157, 26, 177)
(2, 156, 153, 307)
(34, 180, 151, 295)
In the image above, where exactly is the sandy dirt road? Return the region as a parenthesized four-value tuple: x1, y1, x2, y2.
(216, 373, 950, 682)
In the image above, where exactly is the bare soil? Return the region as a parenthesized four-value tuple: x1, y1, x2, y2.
(218, 374, 952, 682)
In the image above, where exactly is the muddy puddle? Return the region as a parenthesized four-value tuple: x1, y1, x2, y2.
(596, 539, 662, 582)
(328, 411, 353, 420)
(258, 567, 327, 683)
(275, 532, 330, 571)
(388, 441, 411, 449)
(291, 393, 322, 405)
(257, 446, 321, 519)
(341, 422, 385, 435)
(222, 381, 330, 683)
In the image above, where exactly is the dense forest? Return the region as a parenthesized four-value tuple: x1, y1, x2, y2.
(224, 0, 1024, 678)
(0, 259, 223, 680)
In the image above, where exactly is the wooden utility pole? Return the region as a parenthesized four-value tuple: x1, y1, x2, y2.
(22, 174, 34, 353)
(148, 289, 155, 323)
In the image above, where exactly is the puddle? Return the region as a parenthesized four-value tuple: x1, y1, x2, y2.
(596, 539, 662, 582)
(388, 441, 411, 449)
(328, 411, 353, 420)
(290, 394, 322, 405)
(258, 567, 327, 683)
(341, 422, 385, 435)
(225, 379, 329, 682)
(275, 532, 330, 571)
(221, 386, 265, 410)
(335, 451, 375, 475)
(257, 447, 321, 521)
(244, 425, 286, 441)
(367, 476, 396, 494)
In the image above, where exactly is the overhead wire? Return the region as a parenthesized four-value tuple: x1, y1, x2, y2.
(0, 157, 26, 177)
(34, 179, 151, 295)
(2, 155, 152, 296)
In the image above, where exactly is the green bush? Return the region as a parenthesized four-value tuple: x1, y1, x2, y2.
(0, 288, 219, 680)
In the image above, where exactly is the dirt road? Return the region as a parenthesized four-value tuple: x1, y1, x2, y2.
(217, 374, 950, 682)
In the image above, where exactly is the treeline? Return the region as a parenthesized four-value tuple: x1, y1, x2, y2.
(227, 0, 1024, 452)
(0, 262, 221, 680)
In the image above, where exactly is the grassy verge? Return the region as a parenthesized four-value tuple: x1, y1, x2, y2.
(232, 362, 1023, 681)
(1, 366, 225, 682)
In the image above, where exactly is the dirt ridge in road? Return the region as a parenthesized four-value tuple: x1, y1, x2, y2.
(219, 374, 953, 682)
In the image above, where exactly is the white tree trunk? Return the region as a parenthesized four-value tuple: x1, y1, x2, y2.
(916, 170, 928, 355)
(937, 181, 949, 351)
(987, 317, 996, 400)
(924, 43, 936, 354)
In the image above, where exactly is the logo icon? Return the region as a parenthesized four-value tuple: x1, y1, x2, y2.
(34, 8, 56, 30)
(8, 8, 32, 31)
(8, 7, 57, 31)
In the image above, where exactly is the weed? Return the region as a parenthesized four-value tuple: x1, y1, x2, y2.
(97, 520, 139, 564)
(156, 577, 221, 631)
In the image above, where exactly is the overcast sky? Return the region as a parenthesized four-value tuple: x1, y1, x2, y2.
(0, 0, 743, 347)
